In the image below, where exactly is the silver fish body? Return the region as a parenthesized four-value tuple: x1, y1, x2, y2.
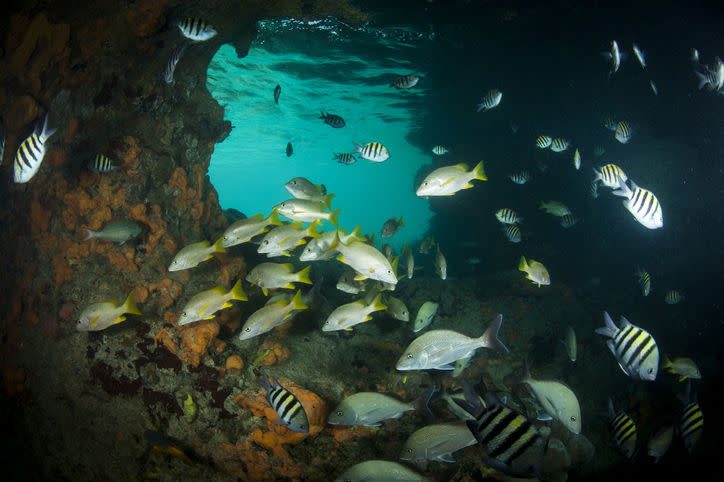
(83, 220, 142, 244)
(13, 113, 56, 183)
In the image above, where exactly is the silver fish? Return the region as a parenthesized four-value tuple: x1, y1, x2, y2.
(334, 460, 429, 482)
(327, 386, 434, 426)
(390, 74, 420, 89)
(82, 220, 142, 244)
(164, 40, 190, 83)
(400, 423, 477, 463)
(13, 113, 56, 183)
(523, 367, 582, 434)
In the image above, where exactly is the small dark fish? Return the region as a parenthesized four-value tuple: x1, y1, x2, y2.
(390, 74, 420, 89)
(0, 121, 6, 166)
(286, 142, 293, 157)
(334, 153, 356, 165)
(88, 154, 119, 173)
(164, 40, 191, 84)
(274, 84, 281, 104)
(319, 112, 345, 128)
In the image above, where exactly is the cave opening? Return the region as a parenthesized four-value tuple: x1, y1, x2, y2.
(206, 18, 434, 251)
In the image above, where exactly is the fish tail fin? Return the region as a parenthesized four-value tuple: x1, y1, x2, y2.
(327, 209, 341, 227)
(479, 313, 508, 354)
(370, 293, 386, 312)
(123, 291, 142, 316)
(695, 71, 710, 90)
(290, 289, 308, 310)
(230, 279, 247, 301)
(82, 228, 96, 241)
(321, 193, 335, 210)
(319, 112, 326, 119)
(472, 161, 487, 181)
(307, 219, 322, 238)
(212, 237, 226, 253)
(413, 385, 436, 421)
(352, 142, 363, 153)
(296, 265, 313, 285)
(40, 113, 57, 141)
(267, 208, 283, 226)
(397, 216, 404, 227)
(518, 256, 528, 272)
(595, 311, 619, 338)
(347, 224, 364, 243)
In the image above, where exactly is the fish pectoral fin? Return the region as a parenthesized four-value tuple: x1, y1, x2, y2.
(463, 183, 475, 189)
(261, 287, 269, 296)
(536, 413, 553, 421)
(221, 302, 233, 309)
(353, 274, 368, 281)
(437, 364, 455, 370)
(113, 316, 126, 325)
(344, 327, 353, 331)
(435, 453, 456, 463)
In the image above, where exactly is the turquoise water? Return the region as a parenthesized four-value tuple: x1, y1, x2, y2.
(207, 19, 434, 252)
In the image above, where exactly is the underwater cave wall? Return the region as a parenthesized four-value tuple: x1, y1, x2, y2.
(0, 0, 367, 478)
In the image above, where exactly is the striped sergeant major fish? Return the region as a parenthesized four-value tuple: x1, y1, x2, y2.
(508, 170, 530, 184)
(549, 138, 570, 152)
(319, 112, 346, 128)
(88, 154, 119, 173)
(593, 163, 627, 189)
(608, 398, 637, 459)
(495, 208, 522, 225)
(535, 135, 552, 148)
(476, 89, 502, 112)
(257, 368, 310, 433)
(678, 381, 704, 454)
(353, 141, 390, 163)
(390, 74, 420, 89)
(176, 17, 217, 41)
(596, 311, 659, 381)
(455, 382, 544, 478)
(636, 266, 651, 296)
(13, 113, 57, 183)
(615, 121, 633, 144)
(333, 152, 356, 165)
(612, 180, 663, 229)
(164, 40, 191, 84)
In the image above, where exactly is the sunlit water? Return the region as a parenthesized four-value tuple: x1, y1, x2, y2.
(207, 18, 436, 251)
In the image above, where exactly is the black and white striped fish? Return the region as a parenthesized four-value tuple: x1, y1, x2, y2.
(333, 152, 356, 165)
(615, 121, 633, 144)
(495, 208, 522, 225)
(678, 382, 704, 454)
(319, 112, 346, 128)
(612, 180, 663, 229)
(636, 266, 651, 296)
(508, 170, 530, 184)
(590, 180, 599, 199)
(258, 369, 310, 433)
(502, 224, 521, 243)
(535, 135, 552, 149)
(608, 398, 637, 459)
(164, 40, 191, 84)
(13, 113, 57, 184)
(596, 311, 659, 381)
(476, 89, 502, 112)
(353, 142, 390, 163)
(559, 214, 579, 228)
(176, 17, 217, 41)
(664, 290, 683, 304)
(593, 163, 627, 188)
(549, 138, 570, 152)
(390, 74, 420, 89)
(458, 385, 544, 478)
(88, 154, 119, 173)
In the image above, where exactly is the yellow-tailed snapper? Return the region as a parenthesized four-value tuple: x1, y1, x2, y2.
(608, 398, 637, 459)
(381, 216, 404, 238)
(331, 233, 398, 285)
(257, 368, 309, 433)
(612, 180, 663, 229)
(82, 220, 141, 244)
(637, 266, 651, 296)
(13, 113, 56, 183)
(168, 238, 225, 271)
(539, 200, 571, 217)
(402, 243, 415, 279)
(400, 423, 477, 463)
(434, 244, 447, 280)
(328, 386, 434, 427)
(176, 17, 217, 41)
(416, 161, 487, 197)
(222, 210, 283, 248)
(336, 268, 367, 294)
(596, 311, 659, 380)
(476, 89, 502, 112)
(322, 293, 386, 331)
(396, 314, 508, 371)
(246, 263, 312, 296)
(413, 301, 439, 333)
(178, 280, 246, 325)
(257, 220, 321, 257)
(284, 177, 333, 209)
(593, 163, 628, 189)
(664, 289, 683, 304)
(523, 365, 582, 434)
(353, 142, 390, 162)
(662, 355, 700, 381)
(333, 460, 428, 482)
(76, 292, 142, 331)
(419, 236, 435, 254)
(238, 290, 307, 340)
(275, 198, 340, 227)
(518, 256, 550, 287)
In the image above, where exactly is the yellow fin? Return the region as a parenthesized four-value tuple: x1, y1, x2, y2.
(113, 316, 126, 325)
(472, 160, 487, 181)
(230, 279, 247, 301)
(518, 256, 528, 272)
(296, 265, 312, 284)
(123, 292, 142, 316)
(261, 287, 268, 296)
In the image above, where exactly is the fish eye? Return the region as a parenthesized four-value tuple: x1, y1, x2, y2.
(181, 311, 187, 317)
(648, 368, 654, 374)
(570, 416, 576, 422)
(263, 240, 269, 245)
(245, 327, 251, 332)
(337, 410, 343, 416)
(407, 354, 413, 359)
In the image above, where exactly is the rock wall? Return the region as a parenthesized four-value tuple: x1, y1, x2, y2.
(0, 1, 366, 479)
